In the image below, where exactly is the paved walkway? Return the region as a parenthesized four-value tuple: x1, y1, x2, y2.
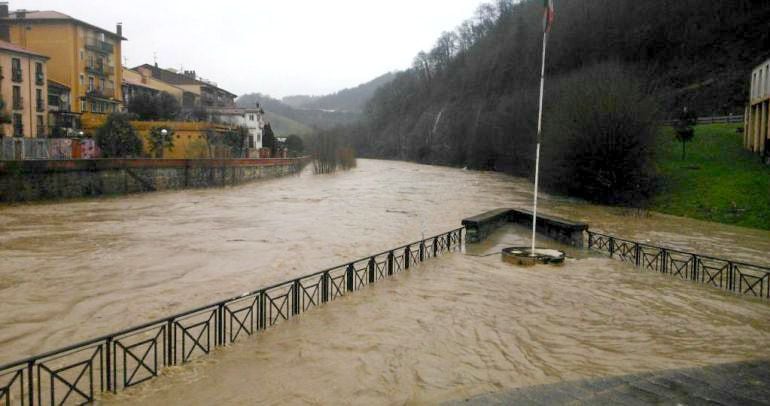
(447, 360, 770, 405)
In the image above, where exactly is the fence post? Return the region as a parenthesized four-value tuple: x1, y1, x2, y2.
(635, 243, 641, 267)
(433, 238, 438, 257)
(167, 319, 174, 366)
(321, 272, 329, 303)
(105, 337, 112, 392)
(661, 249, 667, 274)
(346, 264, 354, 292)
(387, 251, 394, 275)
(405, 246, 411, 270)
(259, 291, 267, 329)
(588, 232, 593, 248)
(609, 237, 615, 257)
(446, 232, 452, 251)
(27, 361, 33, 406)
(217, 304, 224, 346)
(691, 255, 698, 281)
(368, 257, 375, 283)
(419, 242, 425, 262)
(292, 280, 300, 316)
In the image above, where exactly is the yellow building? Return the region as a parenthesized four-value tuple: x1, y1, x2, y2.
(80, 113, 239, 159)
(746, 58, 769, 160)
(1, 7, 125, 115)
(122, 66, 188, 107)
(0, 39, 48, 137)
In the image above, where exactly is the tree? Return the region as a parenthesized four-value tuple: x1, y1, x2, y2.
(673, 107, 697, 159)
(262, 123, 276, 152)
(156, 92, 181, 120)
(285, 134, 304, 155)
(95, 113, 143, 158)
(148, 126, 175, 158)
(127, 91, 180, 121)
(221, 126, 249, 158)
(127, 93, 158, 120)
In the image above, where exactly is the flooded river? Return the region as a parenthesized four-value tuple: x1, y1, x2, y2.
(1, 159, 769, 403)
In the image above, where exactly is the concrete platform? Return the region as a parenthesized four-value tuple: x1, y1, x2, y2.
(446, 360, 770, 405)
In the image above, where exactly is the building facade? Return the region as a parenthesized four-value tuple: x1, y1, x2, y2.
(746, 58, 770, 161)
(1, 7, 125, 116)
(132, 64, 236, 110)
(206, 105, 265, 153)
(0, 40, 48, 137)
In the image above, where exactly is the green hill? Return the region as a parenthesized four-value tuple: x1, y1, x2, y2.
(263, 112, 313, 137)
(351, 0, 769, 168)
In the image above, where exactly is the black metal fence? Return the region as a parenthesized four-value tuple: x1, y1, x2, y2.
(0, 228, 463, 405)
(588, 231, 770, 299)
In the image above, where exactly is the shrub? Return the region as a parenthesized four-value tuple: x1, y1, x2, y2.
(95, 113, 143, 158)
(541, 62, 660, 205)
(148, 126, 175, 158)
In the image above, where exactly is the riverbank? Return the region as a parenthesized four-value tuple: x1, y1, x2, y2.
(652, 124, 770, 230)
(0, 157, 308, 202)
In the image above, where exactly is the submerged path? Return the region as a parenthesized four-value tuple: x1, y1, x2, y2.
(448, 360, 770, 405)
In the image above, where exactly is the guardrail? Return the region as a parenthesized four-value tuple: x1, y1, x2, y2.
(587, 231, 769, 299)
(0, 228, 463, 405)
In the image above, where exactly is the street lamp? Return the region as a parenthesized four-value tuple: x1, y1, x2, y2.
(161, 129, 168, 137)
(78, 131, 84, 138)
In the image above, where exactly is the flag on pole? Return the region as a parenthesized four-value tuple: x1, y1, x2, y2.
(543, 0, 555, 33)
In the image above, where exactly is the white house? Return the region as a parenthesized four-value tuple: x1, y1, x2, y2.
(207, 104, 265, 156)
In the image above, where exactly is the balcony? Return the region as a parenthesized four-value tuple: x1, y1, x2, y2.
(36, 125, 46, 137)
(13, 124, 23, 137)
(85, 38, 114, 54)
(85, 65, 114, 77)
(36, 98, 45, 112)
(12, 69, 22, 83)
(86, 87, 115, 99)
(12, 96, 23, 110)
(35, 72, 44, 86)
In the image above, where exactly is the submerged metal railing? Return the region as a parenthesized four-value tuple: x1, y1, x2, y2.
(587, 231, 770, 299)
(0, 228, 463, 405)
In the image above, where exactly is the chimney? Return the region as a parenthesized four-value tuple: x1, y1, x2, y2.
(0, 2, 9, 42)
(116, 22, 122, 37)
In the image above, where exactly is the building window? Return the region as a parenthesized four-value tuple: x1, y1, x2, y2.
(80, 50, 84, 60)
(80, 74, 84, 86)
(11, 58, 22, 82)
(88, 76, 94, 92)
(36, 115, 44, 137)
(13, 113, 23, 136)
(36, 89, 44, 112)
(12, 86, 22, 110)
(35, 62, 44, 85)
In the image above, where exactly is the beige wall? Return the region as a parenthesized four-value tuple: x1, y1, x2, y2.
(0, 51, 48, 137)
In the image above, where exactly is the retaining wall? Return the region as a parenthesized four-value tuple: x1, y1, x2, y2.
(0, 158, 307, 202)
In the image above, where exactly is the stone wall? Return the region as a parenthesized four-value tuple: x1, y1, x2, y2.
(0, 158, 307, 202)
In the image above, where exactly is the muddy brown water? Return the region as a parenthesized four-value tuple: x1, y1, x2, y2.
(1, 159, 769, 404)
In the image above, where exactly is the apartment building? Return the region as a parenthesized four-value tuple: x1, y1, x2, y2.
(0, 39, 48, 137)
(133, 64, 236, 109)
(1, 6, 125, 115)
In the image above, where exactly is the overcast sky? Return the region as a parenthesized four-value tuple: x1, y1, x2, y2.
(16, 0, 487, 98)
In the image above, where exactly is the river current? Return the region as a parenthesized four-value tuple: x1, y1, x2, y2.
(1, 159, 769, 404)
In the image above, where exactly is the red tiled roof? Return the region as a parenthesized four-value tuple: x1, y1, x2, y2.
(0, 40, 49, 59)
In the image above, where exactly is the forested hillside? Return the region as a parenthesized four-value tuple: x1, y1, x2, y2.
(350, 0, 769, 176)
(236, 93, 359, 133)
(282, 72, 396, 113)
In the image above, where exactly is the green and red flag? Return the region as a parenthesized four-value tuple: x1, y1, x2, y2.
(543, 0, 554, 33)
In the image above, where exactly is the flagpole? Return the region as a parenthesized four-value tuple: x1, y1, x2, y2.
(531, 30, 548, 256)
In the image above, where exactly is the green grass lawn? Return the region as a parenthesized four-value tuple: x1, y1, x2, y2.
(652, 123, 770, 230)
